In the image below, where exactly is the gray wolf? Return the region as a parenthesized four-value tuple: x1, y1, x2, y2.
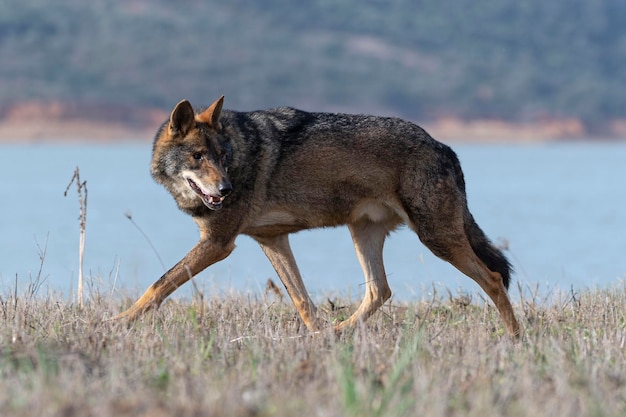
(114, 96, 520, 337)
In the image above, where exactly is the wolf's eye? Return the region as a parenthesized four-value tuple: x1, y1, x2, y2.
(192, 152, 203, 160)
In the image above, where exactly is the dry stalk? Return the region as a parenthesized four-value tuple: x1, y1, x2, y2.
(64, 167, 88, 308)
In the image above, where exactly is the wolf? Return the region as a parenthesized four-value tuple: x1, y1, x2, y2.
(114, 96, 520, 337)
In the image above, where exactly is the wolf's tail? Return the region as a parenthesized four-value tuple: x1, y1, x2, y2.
(464, 211, 512, 289)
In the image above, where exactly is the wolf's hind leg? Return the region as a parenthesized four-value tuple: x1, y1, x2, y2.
(411, 205, 520, 337)
(255, 234, 322, 332)
(334, 220, 392, 331)
(449, 243, 519, 336)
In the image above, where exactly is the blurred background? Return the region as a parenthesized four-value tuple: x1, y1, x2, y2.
(1, 0, 625, 301)
(1, 0, 626, 141)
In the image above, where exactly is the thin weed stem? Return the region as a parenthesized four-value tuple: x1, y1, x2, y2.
(64, 167, 88, 308)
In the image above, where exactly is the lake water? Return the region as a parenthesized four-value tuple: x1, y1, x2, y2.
(1, 142, 625, 303)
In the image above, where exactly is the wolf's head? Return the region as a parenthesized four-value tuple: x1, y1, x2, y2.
(152, 96, 232, 211)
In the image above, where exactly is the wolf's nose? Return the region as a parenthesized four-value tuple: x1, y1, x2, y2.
(219, 182, 233, 197)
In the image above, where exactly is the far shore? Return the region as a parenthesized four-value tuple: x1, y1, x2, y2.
(0, 116, 624, 144)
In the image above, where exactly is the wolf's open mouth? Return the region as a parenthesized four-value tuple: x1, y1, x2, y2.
(187, 178, 225, 209)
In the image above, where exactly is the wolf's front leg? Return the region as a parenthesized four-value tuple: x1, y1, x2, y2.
(113, 239, 235, 322)
(254, 234, 323, 332)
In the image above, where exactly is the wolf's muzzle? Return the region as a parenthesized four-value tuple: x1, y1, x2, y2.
(218, 181, 233, 197)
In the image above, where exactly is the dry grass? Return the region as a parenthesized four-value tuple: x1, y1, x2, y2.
(0, 282, 625, 417)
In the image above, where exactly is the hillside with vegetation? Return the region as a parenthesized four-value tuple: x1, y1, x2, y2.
(1, 0, 625, 138)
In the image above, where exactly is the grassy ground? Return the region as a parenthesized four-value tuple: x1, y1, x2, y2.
(0, 283, 625, 417)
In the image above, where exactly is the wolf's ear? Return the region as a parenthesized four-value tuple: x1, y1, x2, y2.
(169, 100, 195, 136)
(197, 95, 224, 129)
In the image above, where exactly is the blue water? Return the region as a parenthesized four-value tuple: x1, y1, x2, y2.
(1, 142, 625, 302)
